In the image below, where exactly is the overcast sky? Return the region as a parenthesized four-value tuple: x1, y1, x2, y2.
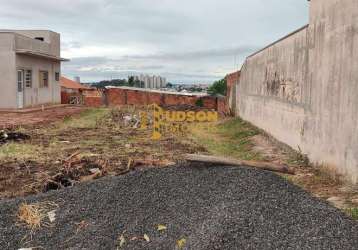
(0, 0, 308, 84)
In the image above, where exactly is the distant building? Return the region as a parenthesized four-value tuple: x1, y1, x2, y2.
(129, 74, 167, 89)
(74, 76, 81, 83)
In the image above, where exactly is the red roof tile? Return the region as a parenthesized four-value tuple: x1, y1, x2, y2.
(60, 76, 91, 90)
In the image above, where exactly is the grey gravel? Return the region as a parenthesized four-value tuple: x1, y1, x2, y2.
(0, 164, 357, 250)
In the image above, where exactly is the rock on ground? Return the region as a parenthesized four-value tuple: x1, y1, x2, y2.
(0, 164, 357, 250)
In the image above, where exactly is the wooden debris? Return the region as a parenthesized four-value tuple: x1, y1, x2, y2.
(64, 152, 81, 173)
(157, 224, 167, 231)
(134, 159, 176, 168)
(79, 171, 102, 182)
(143, 234, 150, 242)
(64, 151, 81, 163)
(118, 234, 126, 248)
(184, 154, 295, 175)
(176, 238, 187, 249)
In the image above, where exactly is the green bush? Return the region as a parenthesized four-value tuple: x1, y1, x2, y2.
(195, 99, 204, 107)
(208, 78, 227, 96)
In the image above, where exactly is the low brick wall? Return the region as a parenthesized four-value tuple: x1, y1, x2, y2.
(84, 97, 102, 107)
(83, 89, 103, 107)
(107, 88, 127, 106)
(61, 92, 70, 104)
(105, 88, 228, 112)
(61, 89, 103, 107)
(226, 71, 240, 115)
(217, 97, 229, 115)
(62, 87, 229, 113)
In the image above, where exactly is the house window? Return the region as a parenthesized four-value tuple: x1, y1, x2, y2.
(39, 71, 49, 88)
(55, 72, 60, 81)
(25, 70, 32, 88)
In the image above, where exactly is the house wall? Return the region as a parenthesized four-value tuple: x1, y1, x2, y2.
(16, 54, 61, 107)
(0, 30, 62, 109)
(0, 33, 17, 109)
(237, 0, 358, 183)
(12, 30, 60, 57)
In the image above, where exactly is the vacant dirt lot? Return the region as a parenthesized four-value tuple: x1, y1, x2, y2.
(0, 107, 357, 220)
(0, 106, 87, 129)
(0, 107, 204, 199)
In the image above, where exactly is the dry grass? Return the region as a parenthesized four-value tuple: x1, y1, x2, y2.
(189, 118, 262, 161)
(0, 143, 41, 161)
(17, 201, 58, 231)
(0, 107, 203, 199)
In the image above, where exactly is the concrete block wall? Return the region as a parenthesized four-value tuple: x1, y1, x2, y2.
(237, 0, 358, 183)
(0, 33, 17, 109)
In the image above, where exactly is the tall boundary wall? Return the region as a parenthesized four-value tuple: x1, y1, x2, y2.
(237, 0, 358, 183)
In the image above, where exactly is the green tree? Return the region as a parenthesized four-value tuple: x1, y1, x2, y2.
(208, 78, 227, 96)
(128, 76, 135, 87)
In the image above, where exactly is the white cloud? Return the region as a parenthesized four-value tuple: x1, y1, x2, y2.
(0, 0, 309, 83)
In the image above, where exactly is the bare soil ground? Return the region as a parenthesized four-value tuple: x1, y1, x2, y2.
(0, 106, 87, 129)
(0, 107, 204, 200)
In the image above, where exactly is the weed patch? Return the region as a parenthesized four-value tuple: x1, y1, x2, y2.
(0, 143, 40, 161)
(189, 118, 261, 160)
(345, 208, 358, 220)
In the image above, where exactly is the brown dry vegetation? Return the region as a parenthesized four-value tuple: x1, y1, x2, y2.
(0, 107, 204, 199)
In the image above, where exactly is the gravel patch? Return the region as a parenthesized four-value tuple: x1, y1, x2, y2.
(0, 164, 357, 250)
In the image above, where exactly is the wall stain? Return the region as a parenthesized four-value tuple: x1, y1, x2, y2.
(262, 67, 301, 103)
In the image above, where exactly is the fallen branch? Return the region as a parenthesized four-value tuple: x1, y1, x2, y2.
(184, 154, 295, 175)
(64, 151, 81, 173)
(65, 151, 81, 163)
(79, 171, 102, 182)
(133, 159, 176, 167)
